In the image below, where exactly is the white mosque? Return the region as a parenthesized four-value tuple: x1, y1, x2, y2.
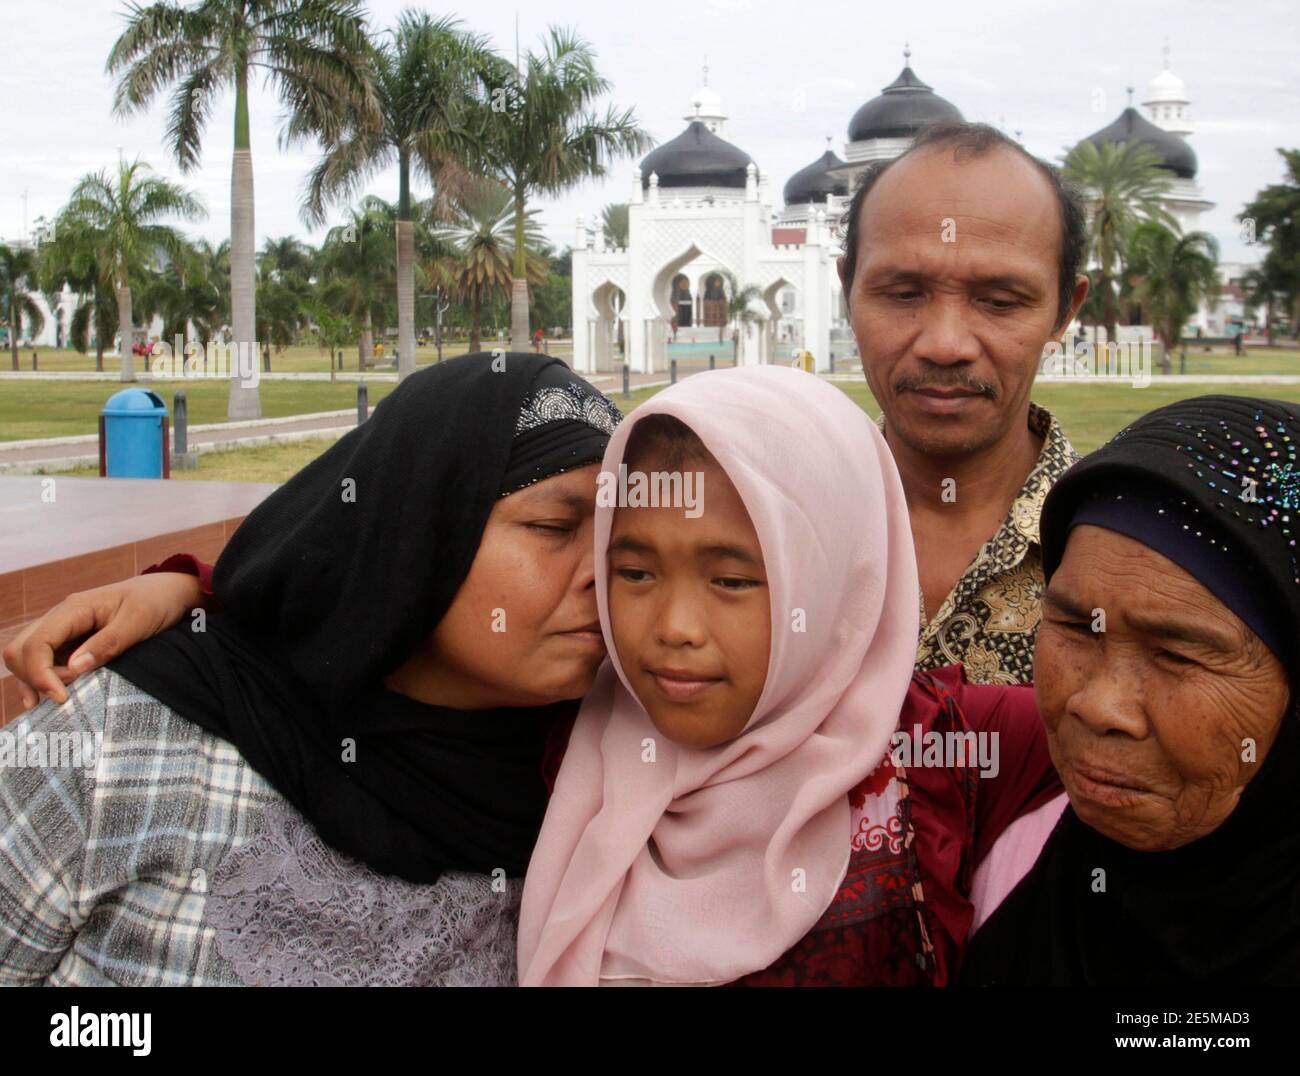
(570, 46, 1219, 375)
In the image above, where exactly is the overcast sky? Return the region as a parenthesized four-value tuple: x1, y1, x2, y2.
(2, 0, 1296, 264)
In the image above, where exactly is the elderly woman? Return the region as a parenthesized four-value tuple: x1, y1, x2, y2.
(962, 394, 1300, 986)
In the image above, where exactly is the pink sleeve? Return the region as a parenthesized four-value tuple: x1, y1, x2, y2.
(968, 791, 1068, 932)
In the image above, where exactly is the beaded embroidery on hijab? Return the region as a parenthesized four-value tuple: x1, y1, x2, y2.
(498, 363, 624, 496)
(1107, 398, 1300, 581)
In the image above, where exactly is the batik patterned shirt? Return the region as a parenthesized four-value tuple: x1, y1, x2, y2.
(878, 402, 1079, 686)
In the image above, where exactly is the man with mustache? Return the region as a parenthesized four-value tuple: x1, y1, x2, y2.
(838, 121, 1090, 685)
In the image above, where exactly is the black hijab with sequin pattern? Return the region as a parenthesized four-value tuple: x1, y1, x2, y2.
(961, 395, 1300, 986)
(109, 354, 622, 883)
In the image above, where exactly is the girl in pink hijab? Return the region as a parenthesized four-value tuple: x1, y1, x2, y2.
(518, 366, 1058, 987)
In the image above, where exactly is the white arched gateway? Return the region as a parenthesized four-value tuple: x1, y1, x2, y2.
(571, 80, 839, 376)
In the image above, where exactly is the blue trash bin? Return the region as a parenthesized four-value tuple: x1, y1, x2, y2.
(100, 389, 170, 478)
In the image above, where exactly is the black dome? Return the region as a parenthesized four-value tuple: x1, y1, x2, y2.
(640, 120, 753, 189)
(848, 65, 963, 142)
(783, 148, 849, 205)
(1078, 106, 1198, 179)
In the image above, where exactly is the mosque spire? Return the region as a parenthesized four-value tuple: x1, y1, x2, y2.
(903, 41, 911, 65)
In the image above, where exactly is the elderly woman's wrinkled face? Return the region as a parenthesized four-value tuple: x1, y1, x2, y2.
(1035, 525, 1290, 851)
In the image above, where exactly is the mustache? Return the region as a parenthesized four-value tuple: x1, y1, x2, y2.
(893, 369, 998, 399)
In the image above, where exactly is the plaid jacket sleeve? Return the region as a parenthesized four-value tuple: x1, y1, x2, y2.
(0, 673, 106, 985)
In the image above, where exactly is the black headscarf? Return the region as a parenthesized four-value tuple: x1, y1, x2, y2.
(962, 395, 1300, 986)
(109, 353, 622, 883)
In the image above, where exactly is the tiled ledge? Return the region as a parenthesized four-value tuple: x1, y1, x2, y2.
(0, 476, 277, 726)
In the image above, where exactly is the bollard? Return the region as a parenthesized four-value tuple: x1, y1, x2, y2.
(671, 359, 677, 384)
(622, 363, 630, 399)
(357, 382, 369, 424)
(262, 345, 270, 373)
(174, 391, 188, 454)
(32, 350, 38, 371)
(337, 349, 344, 371)
(830, 351, 835, 374)
(709, 354, 715, 371)
(1179, 348, 1186, 375)
(172, 390, 197, 469)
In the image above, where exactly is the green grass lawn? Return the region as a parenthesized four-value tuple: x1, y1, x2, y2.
(832, 380, 1300, 455)
(4, 340, 573, 376)
(0, 379, 398, 442)
(47, 378, 1300, 485)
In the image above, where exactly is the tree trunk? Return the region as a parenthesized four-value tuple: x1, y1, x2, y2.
(360, 307, 373, 369)
(1099, 272, 1119, 347)
(117, 278, 135, 382)
(396, 219, 416, 381)
(509, 191, 530, 350)
(470, 294, 481, 355)
(7, 304, 16, 370)
(227, 69, 260, 420)
(395, 152, 416, 382)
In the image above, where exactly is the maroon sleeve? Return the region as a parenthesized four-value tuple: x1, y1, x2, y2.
(935, 664, 1062, 864)
(142, 553, 219, 609)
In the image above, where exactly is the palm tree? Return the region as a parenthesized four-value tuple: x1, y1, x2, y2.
(432, 178, 548, 354)
(1063, 139, 1177, 345)
(318, 198, 395, 368)
(39, 219, 118, 370)
(254, 236, 313, 364)
(1242, 254, 1292, 347)
(304, 11, 492, 381)
(107, 0, 376, 416)
(59, 160, 205, 381)
(472, 26, 650, 349)
(720, 269, 763, 359)
(601, 203, 629, 248)
(0, 245, 44, 370)
(259, 235, 316, 288)
(1125, 222, 1219, 373)
(138, 237, 227, 356)
(1240, 149, 1300, 341)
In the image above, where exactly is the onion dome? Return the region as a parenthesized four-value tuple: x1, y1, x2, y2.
(640, 120, 754, 189)
(848, 46, 963, 142)
(1077, 105, 1197, 179)
(783, 141, 849, 205)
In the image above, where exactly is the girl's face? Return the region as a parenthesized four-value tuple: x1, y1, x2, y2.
(607, 453, 771, 748)
(386, 464, 606, 709)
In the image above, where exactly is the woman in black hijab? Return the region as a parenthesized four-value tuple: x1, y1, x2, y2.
(0, 353, 624, 985)
(962, 394, 1300, 986)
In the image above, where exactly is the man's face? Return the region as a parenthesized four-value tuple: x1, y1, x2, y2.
(838, 145, 1083, 460)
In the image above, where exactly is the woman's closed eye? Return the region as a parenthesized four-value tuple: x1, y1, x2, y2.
(525, 520, 577, 535)
(714, 576, 762, 592)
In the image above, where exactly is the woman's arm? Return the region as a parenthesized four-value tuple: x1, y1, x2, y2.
(3, 556, 214, 709)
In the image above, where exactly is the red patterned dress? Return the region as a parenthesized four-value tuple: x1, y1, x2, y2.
(541, 664, 1060, 987)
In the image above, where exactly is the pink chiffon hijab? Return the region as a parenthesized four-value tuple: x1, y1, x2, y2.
(516, 365, 920, 986)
